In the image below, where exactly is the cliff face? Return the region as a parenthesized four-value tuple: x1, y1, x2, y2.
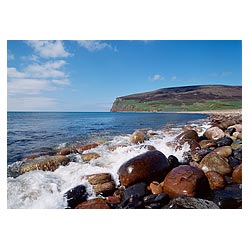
(110, 85, 242, 112)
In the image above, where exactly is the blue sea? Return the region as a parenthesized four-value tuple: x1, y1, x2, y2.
(7, 112, 208, 164)
(7, 111, 210, 208)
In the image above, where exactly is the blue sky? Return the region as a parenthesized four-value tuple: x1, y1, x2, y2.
(7, 40, 242, 111)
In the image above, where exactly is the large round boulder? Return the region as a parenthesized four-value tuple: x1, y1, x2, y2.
(117, 150, 170, 187)
(163, 165, 210, 198)
(204, 127, 225, 140)
(198, 152, 232, 176)
(175, 129, 199, 142)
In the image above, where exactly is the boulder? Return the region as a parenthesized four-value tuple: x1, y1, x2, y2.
(212, 184, 242, 208)
(198, 152, 232, 176)
(149, 181, 163, 194)
(205, 171, 226, 190)
(143, 193, 170, 207)
(204, 127, 225, 140)
(216, 137, 233, 147)
(75, 198, 111, 209)
(232, 164, 242, 184)
(20, 155, 70, 174)
(64, 185, 88, 208)
(76, 143, 99, 153)
(121, 182, 148, 201)
(130, 130, 146, 144)
(93, 181, 116, 196)
(81, 153, 100, 161)
(191, 148, 212, 162)
(214, 146, 232, 158)
(199, 139, 217, 149)
(168, 155, 179, 169)
(56, 148, 76, 156)
(175, 139, 201, 153)
(175, 129, 199, 142)
(163, 165, 210, 199)
(228, 124, 242, 133)
(164, 196, 220, 209)
(86, 173, 112, 185)
(232, 147, 242, 162)
(118, 150, 170, 187)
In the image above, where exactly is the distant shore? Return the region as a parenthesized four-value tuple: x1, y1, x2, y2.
(175, 109, 242, 115)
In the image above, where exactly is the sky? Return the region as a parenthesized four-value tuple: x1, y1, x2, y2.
(7, 40, 242, 112)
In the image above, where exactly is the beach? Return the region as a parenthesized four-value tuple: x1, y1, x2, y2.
(7, 110, 242, 209)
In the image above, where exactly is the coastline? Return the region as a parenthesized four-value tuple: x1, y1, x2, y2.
(7, 109, 242, 209)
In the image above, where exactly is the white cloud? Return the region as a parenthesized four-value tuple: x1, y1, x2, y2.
(8, 60, 70, 110)
(221, 71, 233, 77)
(25, 60, 67, 78)
(77, 40, 117, 52)
(149, 74, 164, 81)
(7, 52, 15, 60)
(171, 76, 177, 81)
(7, 67, 27, 78)
(8, 78, 52, 95)
(8, 96, 58, 111)
(26, 40, 71, 58)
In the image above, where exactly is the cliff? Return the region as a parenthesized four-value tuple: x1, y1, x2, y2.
(110, 85, 242, 112)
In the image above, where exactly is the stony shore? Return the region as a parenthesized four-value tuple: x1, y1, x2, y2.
(14, 110, 242, 209)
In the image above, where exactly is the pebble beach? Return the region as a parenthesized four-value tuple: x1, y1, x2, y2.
(7, 110, 242, 209)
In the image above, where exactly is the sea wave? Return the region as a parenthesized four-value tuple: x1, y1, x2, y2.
(7, 120, 210, 209)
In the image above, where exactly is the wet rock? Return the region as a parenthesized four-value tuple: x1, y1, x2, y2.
(64, 185, 88, 208)
(231, 140, 242, 150)
(118, 150, 170, 187)
(232, 164, 242, 184)
(20, 155, 70, 174)
(56, 148, 77, 156)
(212, 184, 242, 208)
(164, 196, 220, 209)
(86, 173, 112, 185)
(168, 155, 179, 169)
(205, 171, 226, 190)
(175, 139, 201, 153)
(191, 148, 212, 162)
(75, 198, 110, 209)
(106, 195, 121, 205)
(93, 181, 116, 196)
(130, 130, 146, 144)
(163, 165, 210, 199)
(81, 153, 100, 161)
(198, 152, 232, 176)
(144, 145, 156, 151)
(199, 139, 217, 149)
(149, 181, 163, 194)
(232, 147, 242, 162)
(225, 127, 236, 136)
(204, 127, 225, 140)
(121, 182, 148, 201)
(218, 120, 236, 130)
(214, 146, 232, 158)
(143, 193, 170, 206)
(216, 137, 233, 147)
(117, 196, 144, 209)
(228, 124, 242, 133)
(21, 153, 51, 161)
(228, 156, 240, 170)
(176, 129, 199, 142)
(76, 143, 99, 153)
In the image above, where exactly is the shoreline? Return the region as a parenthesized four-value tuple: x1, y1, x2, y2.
(111, 109, 242, 115)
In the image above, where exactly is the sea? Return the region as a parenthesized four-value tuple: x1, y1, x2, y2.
(7, 111, 210, 208)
